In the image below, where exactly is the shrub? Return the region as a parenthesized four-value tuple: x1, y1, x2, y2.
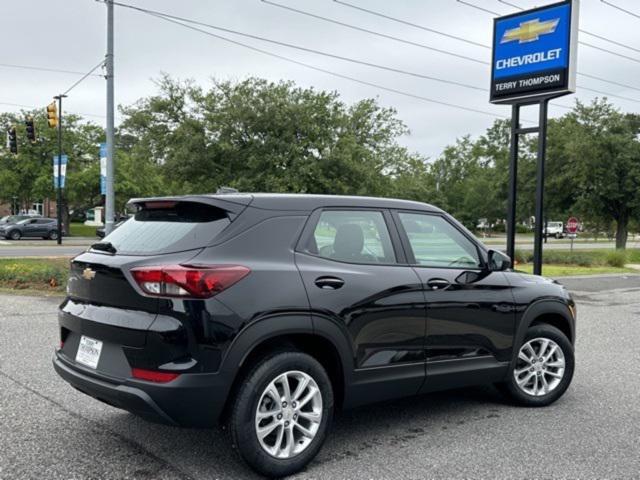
(0, 259, 69, 291)
(605, 250, 628, 268)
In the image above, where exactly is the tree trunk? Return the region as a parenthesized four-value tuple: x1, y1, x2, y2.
(615, 215, 628, 250)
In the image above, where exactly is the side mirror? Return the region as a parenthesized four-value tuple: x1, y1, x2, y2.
(487, 249, 512, 271)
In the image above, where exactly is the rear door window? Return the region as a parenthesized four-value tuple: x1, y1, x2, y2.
(101, 201, 230, 255)
(308, 210, 396, 264)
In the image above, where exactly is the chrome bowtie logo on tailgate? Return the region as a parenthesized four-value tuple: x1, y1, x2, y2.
(82, 267, 96, 280)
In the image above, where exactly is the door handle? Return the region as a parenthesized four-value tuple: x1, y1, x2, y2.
(315, 276, 345, 290)
(427, 278, 450, 290)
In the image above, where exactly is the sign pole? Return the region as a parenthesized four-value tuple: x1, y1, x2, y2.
(506, 104, 519, 262)
(532, 98, 550, 275)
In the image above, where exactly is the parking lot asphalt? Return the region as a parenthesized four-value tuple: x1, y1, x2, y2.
(0, 275, 639, 479)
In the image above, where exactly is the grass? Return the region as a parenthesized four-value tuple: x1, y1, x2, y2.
(514, 249, 640, 267)
(0, 258, 69, 294)
(516, 264, 636, 277)
(69, 222, 98, 237)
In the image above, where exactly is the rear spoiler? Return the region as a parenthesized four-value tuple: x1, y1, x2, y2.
(126, 194, 253, 221)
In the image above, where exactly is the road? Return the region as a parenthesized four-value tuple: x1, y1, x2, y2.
(0, 275, 639, 479)
(0, 238, 92, 257)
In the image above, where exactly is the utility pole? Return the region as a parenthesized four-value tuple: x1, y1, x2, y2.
(104, 0, 116, 235)
(54, 94, 67, 245)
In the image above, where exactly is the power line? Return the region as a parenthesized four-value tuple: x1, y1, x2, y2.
(600, 0, 640, 20)
(336, 0, 640, 96)
(0, 62, 104, 77)
(577, 72, 640, 93)
(333, 0, 489, 49)
(0, 101, 107, 119)
(460, 0, 640, 64)
(260, 0, 488, 65)
(109, 1, 512, 121)
(456, 0, 499, 16)
(496, 0, 640, 55)
(102, 2, 486, 92)
(62, 60, 106, 95)
(265, 0, 640, 98)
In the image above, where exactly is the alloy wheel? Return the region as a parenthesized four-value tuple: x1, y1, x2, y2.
(514, 337, 566, 396)
(255, 370, 323, 459)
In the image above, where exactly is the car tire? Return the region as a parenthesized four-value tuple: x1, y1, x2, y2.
(48, 230, 59, 240)
(8, 230, 21, 240)
(498, 324, 574, 407)
(229, 351, 334, 478)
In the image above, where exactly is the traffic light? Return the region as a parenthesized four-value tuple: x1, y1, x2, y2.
(25, 116, 36, 142)
(7, 126, 17, 154)
(46, 102, 58, 128)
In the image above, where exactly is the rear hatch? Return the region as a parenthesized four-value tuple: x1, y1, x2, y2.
(60, 196, 250, 376)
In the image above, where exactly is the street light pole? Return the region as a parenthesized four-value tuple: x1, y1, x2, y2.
(104, 0, 116, 235)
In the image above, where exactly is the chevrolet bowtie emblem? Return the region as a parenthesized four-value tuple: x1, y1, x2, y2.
(501, 18, 559, 44)
(82, 268, 96, 280)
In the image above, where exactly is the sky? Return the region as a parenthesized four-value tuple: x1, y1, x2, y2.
(2, 0, 640, 159)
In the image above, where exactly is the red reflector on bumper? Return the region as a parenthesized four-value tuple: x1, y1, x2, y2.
(132, 368, 180, 383)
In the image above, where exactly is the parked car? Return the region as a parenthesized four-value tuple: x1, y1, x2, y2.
(544, 221, 566, 239)
(53, 194, 576, 477)
(0, 217, 61, 240)
(0, 213, 42, 225)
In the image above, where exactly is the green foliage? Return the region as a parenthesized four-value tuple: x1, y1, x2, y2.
(0, 258, 68, 291)
(118, 76, 428, 201)
(69, 223, 98, 237)
(605, 250, 628, 268)
(1, 78, 637, 254)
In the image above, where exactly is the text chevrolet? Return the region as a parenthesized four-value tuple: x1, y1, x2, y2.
(53, 194, 576, 477)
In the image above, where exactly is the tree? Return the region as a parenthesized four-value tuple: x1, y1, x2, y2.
(118, 76, 422, 198)
(0, 110, 103, 223)
(549, 100, 640, 249)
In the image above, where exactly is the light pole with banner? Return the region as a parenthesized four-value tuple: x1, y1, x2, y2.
(490, 0, 579, 275)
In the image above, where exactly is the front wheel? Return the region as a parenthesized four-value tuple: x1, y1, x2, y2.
(498, 324, 574, 407)
(229, 351, 333, 478)
(8, 230, 21, 240)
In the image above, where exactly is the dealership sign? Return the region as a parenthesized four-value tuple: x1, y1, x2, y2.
(490, 0, 579, 103)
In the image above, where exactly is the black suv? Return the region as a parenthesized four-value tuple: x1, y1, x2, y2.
(53, 194, 576, 477)
(0, 217, 60, 240)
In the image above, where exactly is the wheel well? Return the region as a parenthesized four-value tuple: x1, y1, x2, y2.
(531, 313, 573, 343)
(220, 333, 345, 422)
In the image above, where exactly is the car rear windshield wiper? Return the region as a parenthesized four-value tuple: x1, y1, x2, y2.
(90, 241, 117, 254)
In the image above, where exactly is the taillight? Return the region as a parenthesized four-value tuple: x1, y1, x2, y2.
(130, 264, 250, 298)
(132, 368, 180, 383)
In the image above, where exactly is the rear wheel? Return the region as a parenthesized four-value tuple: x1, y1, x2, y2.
(8, 230, 21, 240)
(48, 230, 59, 240)
(498, 324, 574, 407)
(229, 351, 333, 477)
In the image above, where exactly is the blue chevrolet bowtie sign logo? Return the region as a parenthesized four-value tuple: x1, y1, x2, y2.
(490, 0, 578, 103)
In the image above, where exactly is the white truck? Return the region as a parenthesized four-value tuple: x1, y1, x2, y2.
(544, 221, 566, 239)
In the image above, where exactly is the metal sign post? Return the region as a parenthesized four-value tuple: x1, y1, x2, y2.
(490, 0, 579, 275)
(566, 216, 579, 252)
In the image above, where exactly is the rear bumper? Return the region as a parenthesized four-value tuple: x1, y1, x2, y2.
(53, 350, 229, 427)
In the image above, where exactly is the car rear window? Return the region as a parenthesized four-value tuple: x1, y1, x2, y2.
(101, 201, 230, 255)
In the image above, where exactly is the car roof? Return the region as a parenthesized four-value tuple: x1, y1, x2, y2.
(129, 193, 442, 213)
